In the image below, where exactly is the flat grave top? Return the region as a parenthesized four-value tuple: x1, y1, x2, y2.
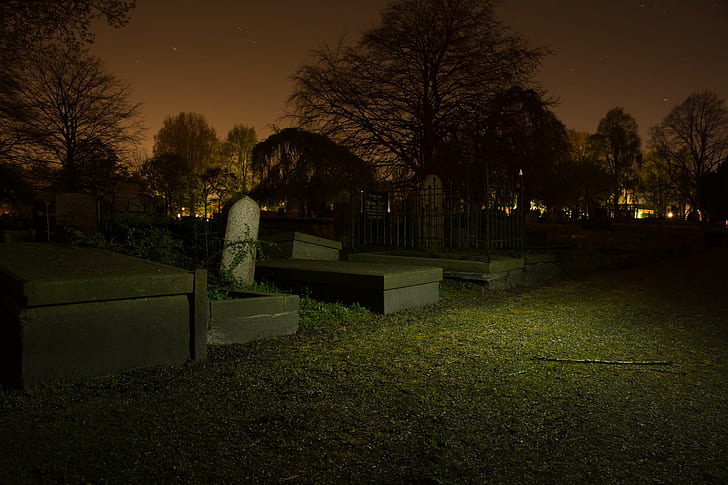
(262, 232, 342, 250)
(256, 259, 442, 290)
(0, 243, 193, 307)
(348, 252, 524, 274)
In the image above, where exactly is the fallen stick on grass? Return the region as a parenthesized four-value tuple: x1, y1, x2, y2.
(532, 356, 673, 365)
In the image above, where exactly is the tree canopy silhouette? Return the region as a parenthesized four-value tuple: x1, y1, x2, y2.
(251, 128, 373, 216)
(0, 0, 135, 66)
(141, 153, 194, 216)
(289, 0, 546, 183)
(593, 107, 641, 216)
(650, 91, 728, 220)
(0, 45, 142, 191)
(153, 112, 218, 175)
(221, 125, 258, 192)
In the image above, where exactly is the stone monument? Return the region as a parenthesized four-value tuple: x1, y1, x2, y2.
(221, 196, 260, 286)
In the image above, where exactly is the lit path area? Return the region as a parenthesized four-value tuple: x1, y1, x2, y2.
(1, 249, 726, 483)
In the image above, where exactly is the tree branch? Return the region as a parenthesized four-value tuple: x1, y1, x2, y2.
(532, 356, 673, 366)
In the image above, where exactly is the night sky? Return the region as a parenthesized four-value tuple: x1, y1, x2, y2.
(90, 0, 728, 155)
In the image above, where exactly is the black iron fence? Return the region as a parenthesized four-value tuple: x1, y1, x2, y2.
(351, 173, 524, 259)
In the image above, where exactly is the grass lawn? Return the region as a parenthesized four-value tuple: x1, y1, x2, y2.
(1, 249, 726, 484)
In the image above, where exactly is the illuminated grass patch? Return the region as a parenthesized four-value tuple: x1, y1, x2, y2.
(0, 253, 726, 484)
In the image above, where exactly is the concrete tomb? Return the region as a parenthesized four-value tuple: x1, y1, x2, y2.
(0, 243, 207, 388)
(208, 290, 299, 345)
(349, 251, 562, 290)
(221, 195, 260, 286)
(255, 260, 442, 314)
(262, 232, 342, 261)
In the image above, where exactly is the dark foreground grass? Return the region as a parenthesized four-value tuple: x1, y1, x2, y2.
(1, 249, 726, 484)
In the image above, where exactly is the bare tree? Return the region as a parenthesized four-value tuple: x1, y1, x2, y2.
(0, 45, 142, 191)
(650, 91, 728, 219)
(289, 0, 546, 183)
(0, 0, 135, 66)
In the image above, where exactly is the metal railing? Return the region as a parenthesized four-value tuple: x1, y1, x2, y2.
(351, 174, 524, 260)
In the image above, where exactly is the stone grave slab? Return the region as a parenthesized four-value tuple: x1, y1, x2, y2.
(255, 260, 442, 314)
(208, 290, 299, 345)
(0, 243, 207, 388)
(348, 252, 524, 274)
(262, 232, 342, 261)
(348, 252, 529, 290)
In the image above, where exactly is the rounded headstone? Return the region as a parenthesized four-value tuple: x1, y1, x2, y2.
(221, 196, 260, 286)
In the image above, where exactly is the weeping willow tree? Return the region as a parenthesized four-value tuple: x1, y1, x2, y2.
(251, 128, 373, 216)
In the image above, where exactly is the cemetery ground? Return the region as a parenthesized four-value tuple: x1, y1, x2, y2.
(1, 249, 726, 484)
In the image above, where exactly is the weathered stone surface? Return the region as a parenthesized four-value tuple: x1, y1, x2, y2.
(208, 290, 299, 345)
(255, 260, 441, 314)
(262, 232, 342, 261)
(221, 196, 260, 286)
(348, 251, 564, 290)
(8, 296, 190, 387)
(348, 252, 524, 274)
(192, 268, 208, 360)
(0, 243, 193, 307)
(0, 243, 205, 388)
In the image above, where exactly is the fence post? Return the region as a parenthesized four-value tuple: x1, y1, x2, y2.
(519, 169, 524, 258)
(485, 167, 491, 262)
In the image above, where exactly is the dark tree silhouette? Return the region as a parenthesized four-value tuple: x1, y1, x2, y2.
(152, 112, 221, 213)
(701, 159, 728, 224)
(74, 138, 128, 198)
(141, 153, 195, 216)
(153, 112, 218, 175)
(251, 128, 373, 216)
(0, 45, 142, 191)
(289, 0, 546, 182)
(479, 87, 569, 204)
(221, 125, 258, 192)
(541, 130, 611, 221)
(650, 91, 728, 220)
(637, 148, 674, 219)
(593, 107, 641, 217)
(0, 0, 135, 65)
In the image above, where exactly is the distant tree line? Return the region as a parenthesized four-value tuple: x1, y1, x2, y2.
(547, 93, 728, 224)
(2, 0, 726, 227)
(287, 0, 728, 224)
(142, 113, 259, 217)
(142, 117, 373, 219)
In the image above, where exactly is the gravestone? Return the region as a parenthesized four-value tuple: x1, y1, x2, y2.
(221, 196, 260, 286)
(55, 192, 97, 233)
(420, 174, 444, 249)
